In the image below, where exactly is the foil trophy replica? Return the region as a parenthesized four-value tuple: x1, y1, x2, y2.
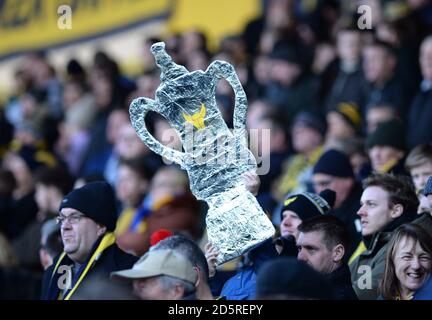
(129, 42, 275, 264)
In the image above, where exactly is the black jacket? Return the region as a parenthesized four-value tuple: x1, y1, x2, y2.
(41, 236, 138, 300)
(326, 264, 358, 300)
(329, 182, 363, 260)
(407, 87, 432, 149)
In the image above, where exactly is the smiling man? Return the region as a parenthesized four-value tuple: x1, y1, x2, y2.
(349, 174, 423, 300)
(41, 182, 138, 300)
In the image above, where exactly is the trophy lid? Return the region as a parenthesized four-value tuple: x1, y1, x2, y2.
(151, 42, 188, 82)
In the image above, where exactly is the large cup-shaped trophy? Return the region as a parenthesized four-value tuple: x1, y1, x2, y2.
(130, 42, 275, 265)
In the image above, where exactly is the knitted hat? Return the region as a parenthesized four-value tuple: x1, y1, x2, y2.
(268, 42, 303, 66)
(59, 181, 118, 231)
(313, 149, 354, 178)
(12, 145, 57, 172)
(280, 189, 336, 221)
(366, 119, 406, 151)
(256, 257, 334, 299)
(292, 111, 327, 137)
(329, 102, 362, 133)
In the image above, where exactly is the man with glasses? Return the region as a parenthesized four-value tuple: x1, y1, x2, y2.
(312, 149, 363, 259)
(41, 181, 138, 300)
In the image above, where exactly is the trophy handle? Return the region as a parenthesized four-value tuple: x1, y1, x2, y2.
(206, 61, 248, 148)
(129, 97, 186, 167)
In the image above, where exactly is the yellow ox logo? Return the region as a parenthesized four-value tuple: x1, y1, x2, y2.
(183, 104, 206, 130)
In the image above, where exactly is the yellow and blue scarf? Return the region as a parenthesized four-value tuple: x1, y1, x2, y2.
(47, 232, 115, 300)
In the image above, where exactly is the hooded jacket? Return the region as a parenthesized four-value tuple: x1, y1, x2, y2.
(349, 211, 425, 300)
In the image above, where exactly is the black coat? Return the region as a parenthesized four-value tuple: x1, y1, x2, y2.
(329, 182, 363, 260)
(326, 264, 358, 300)
(41, 237, 138, 300)
(407, 87, 432, 149)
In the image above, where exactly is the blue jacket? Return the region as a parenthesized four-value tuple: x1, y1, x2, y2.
(219, 237, 279, 300)
(414, 276, 432, 300)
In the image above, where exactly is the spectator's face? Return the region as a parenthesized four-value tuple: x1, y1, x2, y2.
(35, 183, 51, 212)
(357, 186, 399, 236)
(291, 125, 322, 154)
(133, 277, 181, 300)
(63, 82, 83, 108)
(297, 231, 337, 274)
(393, 236, 431, 297)
(420, 40, 432, 81)
(269, 59, 301, 86)
(115, 124, 149, 159)
(427, 194, 432, 212)
(350, 152, 369, 178)
(59, 208, 105, 263)
(368, 145, 404, 172)
(410, 162, 432, 192)
(312, 174, 351, 209)
(253, 55, 271, 84)
(337, 31, 361, 63)
(326, 112, 355, 139)
(106, 110, 129, 145)
(280, 210, 302, 239)
(2, 153, 32, 190)
(116, 165, 148, 208)
(363, 46, 394, 83)
(149, 169, 187, 200)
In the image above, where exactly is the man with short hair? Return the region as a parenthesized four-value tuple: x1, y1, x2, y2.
(405, 144, 432, 192)
(151, 235, 213, 300)
(41, 181, 138, 300)
(362, 40, 409, 117)
(350, 173, 432, 300)
(112, 249, 197, 300)
(312, 149, 363, 256)
(366, 119, 407, 176)
(296, 215, 357, 300)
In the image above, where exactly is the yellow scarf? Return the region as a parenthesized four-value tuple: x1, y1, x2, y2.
(348, 241, 366, 265)
(51, 232, 116, 300)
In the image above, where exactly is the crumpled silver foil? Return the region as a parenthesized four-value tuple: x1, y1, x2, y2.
(129, 42, 275, 265)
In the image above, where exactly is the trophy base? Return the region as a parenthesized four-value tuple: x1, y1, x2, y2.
(206, 185, 275, 265)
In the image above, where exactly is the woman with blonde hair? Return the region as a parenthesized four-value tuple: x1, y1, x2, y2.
(379, 223, 432, 300)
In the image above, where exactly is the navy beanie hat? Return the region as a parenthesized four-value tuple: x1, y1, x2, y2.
(280, 189, 336, 221)
(313, 149, 354, 178)
(59, 181, 118, 231)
